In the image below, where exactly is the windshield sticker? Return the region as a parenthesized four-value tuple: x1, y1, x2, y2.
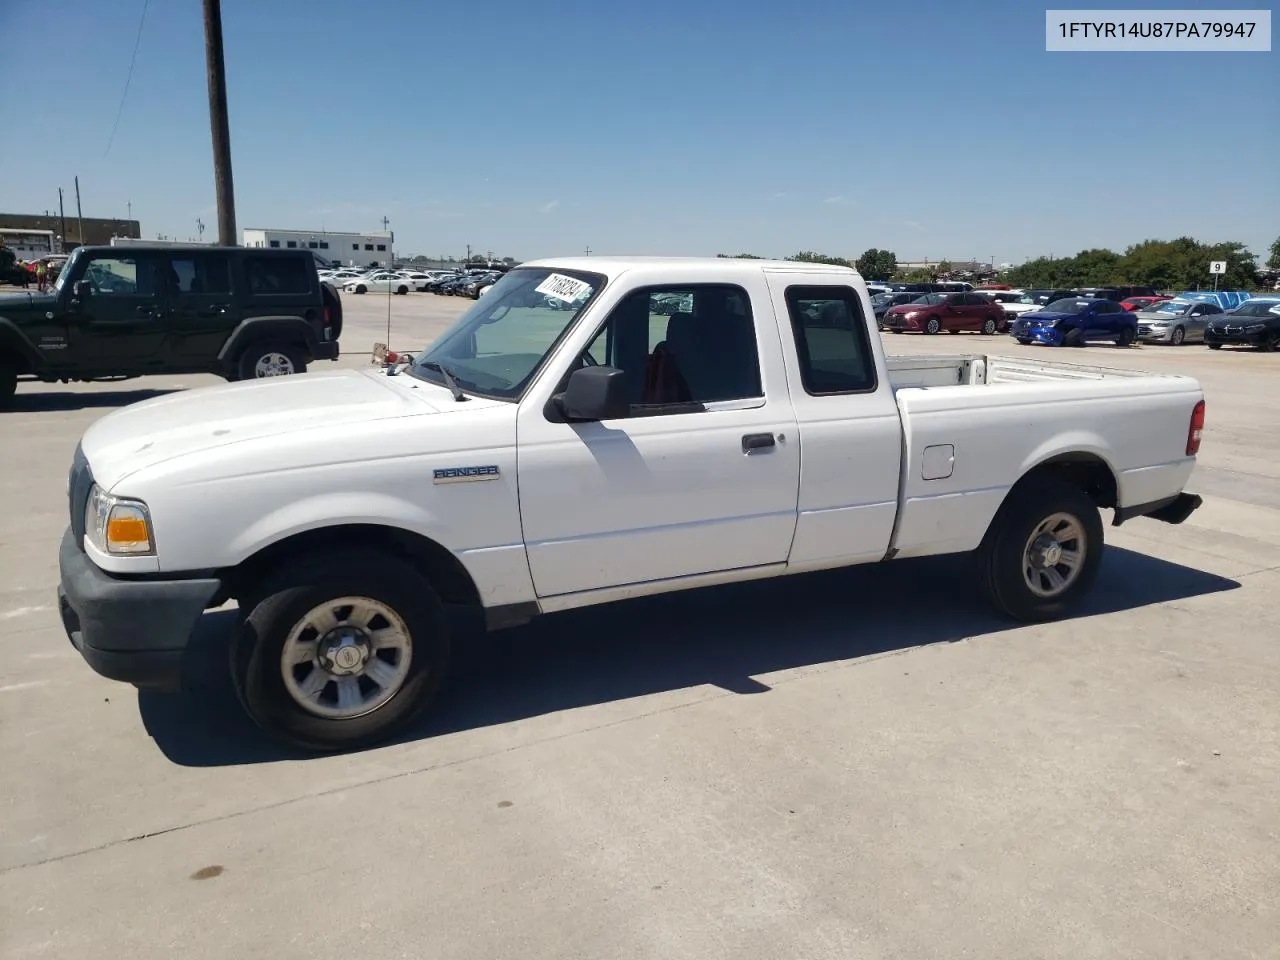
(535, 273, 591, 303)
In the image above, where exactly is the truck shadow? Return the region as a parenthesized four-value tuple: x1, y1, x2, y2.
(10, 388, 179, 411)
(137, 545, 1240, 767)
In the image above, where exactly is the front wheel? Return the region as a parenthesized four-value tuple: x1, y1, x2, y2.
(396, 285, 409, 295)
(1260, 334, 1279, 353)
(1016, 338, 1032, 345)
(232, 551, 450, 752)
(981, 317, 998, 335)
(924, 317, 941, 335)
(354, 284, 367, 295)
(976, 478, 1104, 622)
(1207, 342, 1222, 350)
(1170, 325, 1185, 345)
(238, 342, 307, 379)
(1115, 326, 1135, 347)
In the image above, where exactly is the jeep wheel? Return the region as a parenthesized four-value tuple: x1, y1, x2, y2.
(231, 551, 450, 751)
(239, 342, 307, 379)
(976, 477, 1103, 622)
(0, 355, 17, 409)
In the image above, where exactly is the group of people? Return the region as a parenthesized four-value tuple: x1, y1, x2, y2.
(15, 259, 53, 291)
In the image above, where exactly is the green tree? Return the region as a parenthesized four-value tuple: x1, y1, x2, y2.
(716, 253, 764, 259)
(935, 260, 953, 276)
(855, 248, 897, 280)
(787, 251, 851, 267)
(1268, 236, 1280, 271)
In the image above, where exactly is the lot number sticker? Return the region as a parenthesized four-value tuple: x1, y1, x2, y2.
(535, 273, 591, 303)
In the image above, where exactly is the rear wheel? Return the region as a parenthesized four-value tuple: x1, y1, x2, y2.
(238, 341, 307, 379)
(977, 478, 1104, 622)
(924, 316, 941, 335)
(232, 551, 450, 752)
(1016, 338, 1032, 345)
(1170, 325, 1185, 345)
(981, 317, 998, 335)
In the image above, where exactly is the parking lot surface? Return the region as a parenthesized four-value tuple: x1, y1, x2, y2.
(2, 292, 1278, 959)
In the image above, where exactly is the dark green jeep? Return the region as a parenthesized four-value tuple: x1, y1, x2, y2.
(0, 245, 342, 407)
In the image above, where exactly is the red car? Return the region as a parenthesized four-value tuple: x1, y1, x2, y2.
(1121, 295, 1172, 312)
(880, 292, 1007, 335)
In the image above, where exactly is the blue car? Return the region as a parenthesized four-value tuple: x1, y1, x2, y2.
(1009, 297, 1138, 347)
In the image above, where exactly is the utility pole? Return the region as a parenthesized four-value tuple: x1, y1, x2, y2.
(74, 176, 85, 248)
(58, 188, 67, 253)
(202, 0, 237, 245)
(585, 246, 591, 257)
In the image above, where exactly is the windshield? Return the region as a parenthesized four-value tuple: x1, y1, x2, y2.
(910, 294, 944, 305)
(409, 267, 604, 400)
(1045, 298, 1092, 314)
(1150, 300, 1191, 315)
(50, 249, 84, 294)
(1228, 301, 1279, 317)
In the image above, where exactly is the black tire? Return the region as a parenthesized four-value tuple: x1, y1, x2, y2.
(1115, 326, 1135, 347)
(1170, 325, 1185, 345)
(354, 284, 367, 295)
(396, 285, 409, 295)
(1016, 338, 1032, 345)
(238, 341, 308, 380)
(1207, 342, 1222, 350)
(981, 317, 998, 335)
(924, 316, 941, 335)
(976, 477, 1104, 622)
(1260, 334, 1279, 353)
(1063, 327, 1083, 347)
(0, 354, 17, 409)
(231, 550, 450, 752)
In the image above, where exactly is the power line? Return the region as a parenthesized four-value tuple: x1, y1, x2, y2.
(103, 0, 151, 158)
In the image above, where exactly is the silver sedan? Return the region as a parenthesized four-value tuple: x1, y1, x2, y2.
(1135, 300, 1223, 344)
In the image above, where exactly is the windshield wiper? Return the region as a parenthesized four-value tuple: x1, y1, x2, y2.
(417, 360, 469, 402)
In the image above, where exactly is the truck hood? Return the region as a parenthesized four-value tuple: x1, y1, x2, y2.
(80, 368, 486, 489)
(0, 291, 55, 313)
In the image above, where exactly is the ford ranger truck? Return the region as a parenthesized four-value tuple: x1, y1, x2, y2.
(58, 258, 1205, 751)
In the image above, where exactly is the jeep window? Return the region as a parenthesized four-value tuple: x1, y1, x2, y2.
(411, 267, 604, 401)
(786, 285, 877, 395)
(82, 256, 153, 295)
(245, 256, 311, 295)
(168, 256, 232, 294)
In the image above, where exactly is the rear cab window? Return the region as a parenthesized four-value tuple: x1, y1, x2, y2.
(784, 286, 878, 394)
(242, 255, 314, 297)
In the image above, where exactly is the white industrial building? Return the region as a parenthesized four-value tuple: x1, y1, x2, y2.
(241, 228, 395, 268)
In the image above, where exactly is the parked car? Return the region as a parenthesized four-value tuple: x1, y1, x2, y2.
(398, 272, 436, 291)
(880, 292, 1007, 335)
(1204, 299, 1280, 351)
(1010, 297, 1138, 347)
(978, 290, 1040, 322)
(871, 291, 927, 322)
(57, 256, 1205, 750)
(1177, 290, 1253, 311)
(459, 273, 501, 299)
(1076, 286, 1158, 303)
(344, 273, 411, 295)
(1021, 289, 1082, 306)
(0, 245, 341, 405)
(1135, 299, 1223, 344)
(424, 274, 462, 293)
(1121, 295, 1172, 312)
(438, 275, 475, 296)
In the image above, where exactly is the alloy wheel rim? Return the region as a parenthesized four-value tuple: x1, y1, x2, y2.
(280, 596, 413, 719)
(1022, 512, 1087, 598)
(254, 353, 295, 377)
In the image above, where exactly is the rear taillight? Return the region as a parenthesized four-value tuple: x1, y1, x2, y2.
(1186, 399, 1205, 456)
(323, 306, 332, 327)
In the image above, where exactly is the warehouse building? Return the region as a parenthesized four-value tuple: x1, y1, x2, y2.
(241, 228, 394, 268)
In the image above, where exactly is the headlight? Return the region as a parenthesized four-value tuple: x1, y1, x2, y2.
(902, 311, 918, 319)
(1244, 323, 1267, 332)
(85, 485, 155, 555)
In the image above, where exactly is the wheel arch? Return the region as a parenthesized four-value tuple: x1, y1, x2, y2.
(218, 316, 318, 363)
(222, 523, 483, 610)
(1009, 450, 1120, 511)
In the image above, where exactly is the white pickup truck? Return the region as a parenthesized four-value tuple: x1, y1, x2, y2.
(58, 257, 1206, 751)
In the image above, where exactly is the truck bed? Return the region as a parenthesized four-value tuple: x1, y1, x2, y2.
(887, 353, 1158, 390)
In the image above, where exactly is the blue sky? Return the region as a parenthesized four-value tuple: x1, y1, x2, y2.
(1, 0, 1275, 263)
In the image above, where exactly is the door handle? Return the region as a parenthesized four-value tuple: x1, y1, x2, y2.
(136, 305, 163, 318)
(742, 432, 776, 453)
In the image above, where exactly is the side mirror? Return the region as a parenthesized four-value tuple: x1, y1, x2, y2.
(73, 280, 92, 299)
(557, 366, 629, 421)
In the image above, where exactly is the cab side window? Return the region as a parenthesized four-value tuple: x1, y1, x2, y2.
(580, 285, 762, 412)
(167, 256, 232, 295)
(82, 256, 154, 296)
(785, 286, 877, 394)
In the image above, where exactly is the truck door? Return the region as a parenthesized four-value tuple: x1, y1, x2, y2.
(516, 280, 802, 598)
(163, 251, 238, 366)
(765, 278, 904, 569)
(68, 252, 168, 371)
